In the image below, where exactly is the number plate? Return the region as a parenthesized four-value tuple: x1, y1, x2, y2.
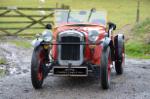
(53, 67, 88, 76)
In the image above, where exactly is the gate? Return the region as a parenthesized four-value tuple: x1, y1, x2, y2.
(0, 6, 69, 36)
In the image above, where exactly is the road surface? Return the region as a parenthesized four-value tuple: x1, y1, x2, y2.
(0, 38, 150, 99)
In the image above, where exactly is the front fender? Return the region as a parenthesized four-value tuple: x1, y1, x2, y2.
(102, 37, 115, 61)
(114, 34, 124, 50)
(92, 37, 111, 65)
(31, 38, 43, 48)
(114, 34, 125, 59)
(116, 34, 124, 43)
(102, 37, 112, 51)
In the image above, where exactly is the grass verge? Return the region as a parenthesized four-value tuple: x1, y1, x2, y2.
(0, 58, 7, 65)
(126, 41, 150, 59)
(0, 58, 7, 77)
(10, 40, 32, 48)
(126, 18, 150, 59)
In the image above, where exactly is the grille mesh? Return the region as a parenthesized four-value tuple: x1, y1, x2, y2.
(61, 36, 80, 60)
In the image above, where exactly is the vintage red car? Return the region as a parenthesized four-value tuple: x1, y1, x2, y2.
(31, 9, 125, 89)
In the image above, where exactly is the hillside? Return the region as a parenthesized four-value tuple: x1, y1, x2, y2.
(0, 0, 150, 29)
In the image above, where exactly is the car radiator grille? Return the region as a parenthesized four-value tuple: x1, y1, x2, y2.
(61, 36, 80, 60)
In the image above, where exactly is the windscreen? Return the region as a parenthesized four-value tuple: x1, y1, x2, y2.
(55, 10, 107, 27)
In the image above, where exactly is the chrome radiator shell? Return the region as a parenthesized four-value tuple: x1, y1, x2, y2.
(58, 30, 84, 66)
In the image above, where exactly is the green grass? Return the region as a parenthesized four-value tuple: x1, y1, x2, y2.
(0, 58, 7, 65)
(0, 58, 7, 77)
(132, 18, 150, 36)
(10, 40, 32, 48)
(0, 0, 150, 35)
(126, 41, 150, 59)
(0, 58, 6, 76)
(0, 69, 5, 77)
(126, 18, 150, 59)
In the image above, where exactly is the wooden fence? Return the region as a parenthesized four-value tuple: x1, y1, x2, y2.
(0, 6, 69, 36)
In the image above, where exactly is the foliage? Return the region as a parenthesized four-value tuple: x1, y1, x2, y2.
(126, 18, 150, 59)
(132, 18, 150, 36)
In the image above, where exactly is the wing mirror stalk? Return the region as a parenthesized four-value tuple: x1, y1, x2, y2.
(107, 22, 116, 37)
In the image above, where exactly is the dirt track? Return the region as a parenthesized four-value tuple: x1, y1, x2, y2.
(0, 38, 150, 99)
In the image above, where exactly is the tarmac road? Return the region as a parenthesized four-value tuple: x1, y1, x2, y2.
(0, 39, 150, 99)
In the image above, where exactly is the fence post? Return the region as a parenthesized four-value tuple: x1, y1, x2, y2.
(136, 0, 140, 23)
(56, 3, 58, 8)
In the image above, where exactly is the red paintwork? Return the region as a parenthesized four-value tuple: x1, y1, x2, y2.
(52, 23, 106, 65)
(37, 50, 45, 81)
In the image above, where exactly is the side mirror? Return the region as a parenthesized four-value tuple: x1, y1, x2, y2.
(108, 22, 116, 30)
(45, 24, 52, 30)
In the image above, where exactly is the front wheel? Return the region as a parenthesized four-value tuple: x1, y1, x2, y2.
(100, 47, 112, 89)
(31, 46, 48, 89)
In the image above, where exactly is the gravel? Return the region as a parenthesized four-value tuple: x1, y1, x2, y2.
(0, 38, 150, 99)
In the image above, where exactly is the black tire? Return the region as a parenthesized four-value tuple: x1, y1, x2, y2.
(100, 47, 111, 89)
(115, 38, 125, 75)
(31, 46, 45, 89)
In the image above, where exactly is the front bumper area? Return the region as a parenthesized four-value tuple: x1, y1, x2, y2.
(53, 66, 88, 76)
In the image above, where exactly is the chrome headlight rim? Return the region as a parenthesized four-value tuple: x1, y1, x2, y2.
(88, 35, 98, 42)
(88, 30, 100, 42)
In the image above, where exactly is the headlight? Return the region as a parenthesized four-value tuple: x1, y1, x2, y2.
(31, 38, 43, 47)
(42, 30, 53, 42)
(88, 30, 99, 42)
